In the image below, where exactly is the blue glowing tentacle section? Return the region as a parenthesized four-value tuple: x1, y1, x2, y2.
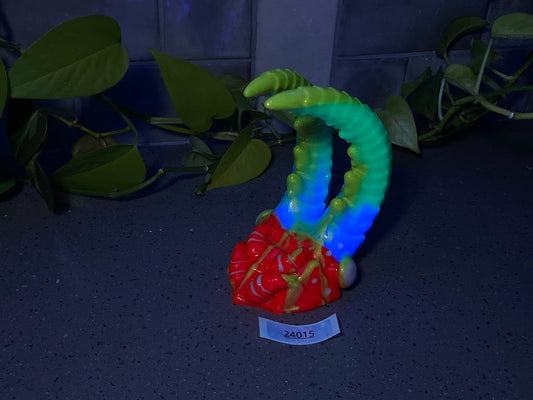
(265, 86, 392, 261)
(274, 116, 332, 231)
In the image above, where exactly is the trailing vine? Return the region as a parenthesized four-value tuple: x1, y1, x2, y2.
(0, 15, 290, 210)
(1, 13, 532, 211)
(376, 13, 533, 153)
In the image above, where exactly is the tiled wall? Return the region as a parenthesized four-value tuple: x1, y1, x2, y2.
(332, 0, 533, 109)
(0, 0, 532, 152)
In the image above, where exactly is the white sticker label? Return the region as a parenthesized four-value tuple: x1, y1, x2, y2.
(258, 314, 340, 345)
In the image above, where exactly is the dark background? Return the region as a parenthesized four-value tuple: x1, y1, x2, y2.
(1, 0, 532, 150)
(1, 1, 532, 399)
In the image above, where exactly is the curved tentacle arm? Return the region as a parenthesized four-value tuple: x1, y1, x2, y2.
(275, 115, 333, 231)
(265, 86, 392, 262)
(244, 69, 334, 231)
(228, 71, 392, 314)
(243, 68, 312, 97)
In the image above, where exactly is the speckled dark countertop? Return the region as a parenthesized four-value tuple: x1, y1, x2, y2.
(1, 120, 532, 399)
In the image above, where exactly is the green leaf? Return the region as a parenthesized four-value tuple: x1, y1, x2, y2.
(150, 49, 235, 132)
(455, 103, 487, 126)
(437, 16, 489, 57)
(71, 134, 120, 157)
(401, 67, 432, 98)
(50, 145, 146, 193)
(406, 67, 443, 122)
(219, 75, 250, 116)
(189, 135, 213, 155)
(375, 94, 419, 153)
(218, 74, 268, 122)
(181, 152, 219, 168)
(181, 136, 219, 168)
(469, 39, 501, 73)
(219, 73, 249, 94)
(25, 158, 54, 211)
(444, 64, 477, 94)
(0, 58, 6, 118)
(492, 13, 533, 39)
(208, 128, 271, 190)
(8, 110, 47, 166)
(8, 15, 128, 99)
(0, 176, 17, 195)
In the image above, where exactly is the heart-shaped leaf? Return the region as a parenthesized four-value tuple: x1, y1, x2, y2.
(8, 110, 47, 166)
(151, 49, 235, 132)
(181, 136, 219, 167)
(8, 15, 128, 99)
(401, 67, 432, 99)
(219, 73, 270, 128)
(25, 158, 54, 211)
(189, 135, 213, 155)
(492, 13, 533, 39)
(0, 58, 6, 118)
(469, 39, 501, 73)
(50, 145, 146, 193)
(406, 67, 443, 122)
(375, 94, 419, 153)
(219, 73, 249, 95)
(437, 16, 488, 57)
(71, 134, 120, 157)
(181, 152, 219, 168)
(182, 153, 218, 168)
(208, 128, 271, 190)
(0, 176, 17, 195)
(444, 64, 477, 94)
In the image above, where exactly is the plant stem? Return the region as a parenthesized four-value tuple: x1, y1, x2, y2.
(265, 120, 282, 142)
(108, 99, 185, 125)
(0, 37, 24, 54)
(99, 95, 140, 144)
(162, 166, 207, 173)
(418, 95, 478, 141)
(99, 128, 132, 137)
(506, 85, 533, 93)
(268, 135, 296, 148)
(488, 67, 513, 81)
(98, 96, 205, 136)
(56, 165, 208, 199)
(476, 95, 533, 119)
(149, 116, 185, 125)
(47, 111, 131, 139)
(508, 50, 533, 86)
(474, 38, 493, 95)
(437, 78, 446, 120)
(444, 82, 455, 107)
(495, 50, 533, 92)
(154, 123, 197, 135)
(211, 132, 239, 141)
(194, 169, 213, 195)
(478, 68, 502, 90)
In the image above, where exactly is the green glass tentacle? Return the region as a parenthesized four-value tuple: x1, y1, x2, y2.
(265, 86, 392, 261)
(279, 116, 332, 231)
(243, 70, 334, 231)
(243, 68, 311, 98)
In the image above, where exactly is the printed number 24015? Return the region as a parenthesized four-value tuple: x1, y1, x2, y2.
(283, 330, 315, 339)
